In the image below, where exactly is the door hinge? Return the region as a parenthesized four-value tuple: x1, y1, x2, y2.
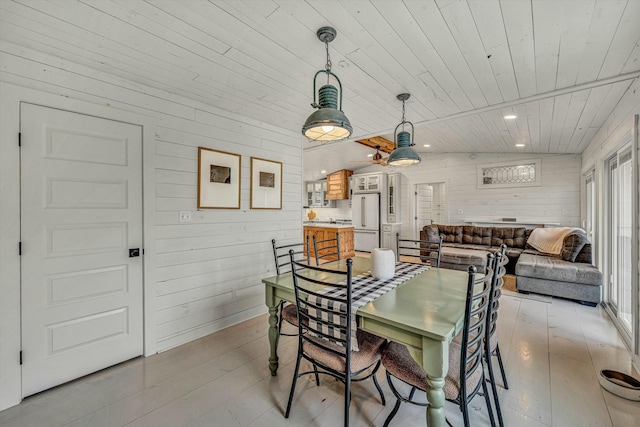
(18, 241, 22, 255)
(18, 132, 21, 147)
(19, 351, 22, 365)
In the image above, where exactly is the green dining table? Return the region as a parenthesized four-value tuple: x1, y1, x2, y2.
(262, 257, 468, 427)
(262, 256, 473, 427)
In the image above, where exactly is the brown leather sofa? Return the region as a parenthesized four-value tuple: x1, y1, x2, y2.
(420, 224, 603, 306)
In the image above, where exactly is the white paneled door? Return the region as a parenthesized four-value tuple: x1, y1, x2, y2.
(415, 184, 434, 238)
(20, 104, 144, 397)
(415, 183, 448, 237)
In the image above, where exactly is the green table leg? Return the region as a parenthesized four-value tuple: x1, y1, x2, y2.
(266, 287, 280, 375)
(422, 337, 448, 427)
(426, 375, 446, 426)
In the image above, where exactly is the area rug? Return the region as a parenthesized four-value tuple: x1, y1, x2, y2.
(502, 274, 552, 303)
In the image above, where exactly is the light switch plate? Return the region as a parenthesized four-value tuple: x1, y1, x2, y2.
(179, 211, 191, 223)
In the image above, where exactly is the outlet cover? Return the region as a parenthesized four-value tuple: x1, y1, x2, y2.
(179, 211, 191, 222)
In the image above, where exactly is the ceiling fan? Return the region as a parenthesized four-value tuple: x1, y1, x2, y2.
(350, 145, 388, 166)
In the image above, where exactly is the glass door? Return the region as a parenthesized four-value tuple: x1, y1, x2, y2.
(306, 182, 314, 207)
(367, 175, 379, 191)
(313, 182, 323, 207)
(607, 148, 633, 332)
(354, 176, 366, 192)
(388, 174, 396, 222)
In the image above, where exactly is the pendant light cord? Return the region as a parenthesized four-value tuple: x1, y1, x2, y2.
(401, 99, 406, 131)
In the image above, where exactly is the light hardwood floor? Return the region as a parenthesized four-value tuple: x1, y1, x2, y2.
(1, 292, 639, 427)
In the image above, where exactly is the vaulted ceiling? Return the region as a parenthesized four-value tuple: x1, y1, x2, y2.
(2, 0, 639, 181)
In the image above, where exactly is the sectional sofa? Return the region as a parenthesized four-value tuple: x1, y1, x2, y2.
(420, 224, 603, 306)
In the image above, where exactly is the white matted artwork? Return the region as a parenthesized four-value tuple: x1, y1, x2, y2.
(197, 147, 241, 209)
(250, 157, 282, 210)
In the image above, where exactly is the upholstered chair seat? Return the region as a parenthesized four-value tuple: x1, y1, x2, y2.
(382, 341, 483, 401)
(281, 304, 299, 326)
(304, 330, 386, 374)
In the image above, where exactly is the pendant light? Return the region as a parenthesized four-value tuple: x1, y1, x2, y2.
(387, 93, 421, 166)
(301, 27, 352, 142)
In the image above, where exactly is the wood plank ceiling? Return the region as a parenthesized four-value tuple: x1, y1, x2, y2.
(1, 0, 639, 181)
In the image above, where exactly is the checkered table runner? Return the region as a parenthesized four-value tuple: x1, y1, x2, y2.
(308, 262, 430, 351)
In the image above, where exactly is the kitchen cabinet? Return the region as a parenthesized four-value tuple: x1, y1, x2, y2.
(303, 225, 355, 261)
(387, 173, 401, 223)
(326, 169, 353, 200)
(381, 223, 402, 251)
(352, 172, 385, 192)
(305, 181, 334, 208)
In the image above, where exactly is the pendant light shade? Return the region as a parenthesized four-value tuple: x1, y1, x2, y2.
(302, 84, 352, 141)
(387, 131, 421, 166)
(387, 93, 421, 166)
(302, 27, 352, 142)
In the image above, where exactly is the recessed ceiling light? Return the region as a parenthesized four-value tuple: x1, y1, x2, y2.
(321, 170, 326, 173)
(515, 144, 525, 147)
(367, 154, 373, 157)
(423, 144, 431, 148)
(504, 115, 517, 120)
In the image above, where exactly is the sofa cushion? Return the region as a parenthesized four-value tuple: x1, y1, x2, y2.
(517, 276, 601, 304)
(516, 253, 602, 286)
(561, 230, 589, 262)
(504, 247, 523, 259)
(442, 242, 471, 250)
(444, 243, 496, 252)
(422, 224, 440, 242)
(491, 227, 528, 248)
(437, 247, 490, 271)
(462, 226, 492, 245)
(439, 225, 463, 243)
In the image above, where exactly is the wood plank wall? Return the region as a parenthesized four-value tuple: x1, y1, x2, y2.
(0, 41, 303, 363)
(357, 152, 582, 238)
(582, 78, 640, 172)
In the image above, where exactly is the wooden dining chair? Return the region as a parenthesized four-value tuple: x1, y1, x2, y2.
(484, 245, 509, 427)
(313, 232, 341, 265)
(285, 253, 386, 427)
(381, 259, 496, 427)
(271, 237, 311, 336)
(395, 232, 443, 267)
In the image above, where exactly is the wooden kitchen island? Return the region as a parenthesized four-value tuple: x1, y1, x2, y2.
(303, 223, 355, 261)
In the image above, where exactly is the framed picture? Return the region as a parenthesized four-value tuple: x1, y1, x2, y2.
(250, 157, 282, 209)
(197, 147, 241, 209)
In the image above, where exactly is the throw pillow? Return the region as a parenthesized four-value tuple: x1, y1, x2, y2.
(574, 243, 593, 264)
(561, 230, 589, 262)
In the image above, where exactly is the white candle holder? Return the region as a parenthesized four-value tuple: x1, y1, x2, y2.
(371, 248, 396, 280)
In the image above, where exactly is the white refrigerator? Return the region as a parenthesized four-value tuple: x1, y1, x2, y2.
(352, 193, 380, 252)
